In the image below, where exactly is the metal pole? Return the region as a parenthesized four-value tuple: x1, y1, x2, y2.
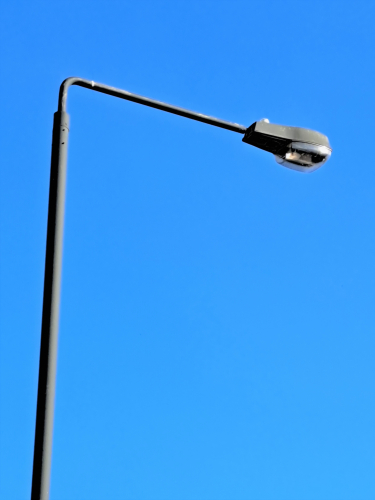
(31, 77, 247, 500)
(31, 111, 70, 500)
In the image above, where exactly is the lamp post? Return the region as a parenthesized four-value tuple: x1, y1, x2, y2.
(31, 77, 332, 500)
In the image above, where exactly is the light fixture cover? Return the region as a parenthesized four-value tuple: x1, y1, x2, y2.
(242, 120, 332, 172)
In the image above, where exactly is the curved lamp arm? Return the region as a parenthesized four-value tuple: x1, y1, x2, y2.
(58, 76, 247, 133)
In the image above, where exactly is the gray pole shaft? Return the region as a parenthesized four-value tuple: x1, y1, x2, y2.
(31, 111, 70, 500)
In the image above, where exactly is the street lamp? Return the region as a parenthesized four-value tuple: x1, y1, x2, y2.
(242, 118, 332, 172)
(31, 77, 332, 500)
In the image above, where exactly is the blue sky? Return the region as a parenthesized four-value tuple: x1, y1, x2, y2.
(1, 1, 374, 499)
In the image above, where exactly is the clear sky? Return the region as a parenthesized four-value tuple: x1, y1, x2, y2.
(1, 1, 374, 499)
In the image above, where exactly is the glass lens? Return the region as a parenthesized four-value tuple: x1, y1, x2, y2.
(275, 142, 331, 172)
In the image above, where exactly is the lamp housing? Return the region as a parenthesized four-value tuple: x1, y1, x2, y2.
(242, 120, 332, 172)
